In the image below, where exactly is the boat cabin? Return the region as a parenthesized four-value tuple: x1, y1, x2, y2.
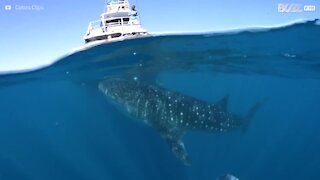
(83, 0, 147, 43)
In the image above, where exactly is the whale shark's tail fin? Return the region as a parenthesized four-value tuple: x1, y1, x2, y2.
(243, 97, 268, 132)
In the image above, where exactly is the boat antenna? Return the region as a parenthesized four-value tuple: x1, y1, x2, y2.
(104, 0, 107, 12)
(134, 0, 143, 25)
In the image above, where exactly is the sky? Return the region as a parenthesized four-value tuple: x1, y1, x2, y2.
(0, 0, 319, 72)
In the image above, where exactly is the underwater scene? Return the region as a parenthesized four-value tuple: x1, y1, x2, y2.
(0, 20, 320, 180)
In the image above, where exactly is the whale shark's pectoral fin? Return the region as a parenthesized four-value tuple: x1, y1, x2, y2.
(159, 128, 191, 165)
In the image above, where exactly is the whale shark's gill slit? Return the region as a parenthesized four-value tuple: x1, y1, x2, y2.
(143, 101, 149, 118)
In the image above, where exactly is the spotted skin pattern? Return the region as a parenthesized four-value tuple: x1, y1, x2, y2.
(98, 78, 260, 165)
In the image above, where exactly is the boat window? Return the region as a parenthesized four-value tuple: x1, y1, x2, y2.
(106, 19, 120, 23)
(106, 18, 121, 26)
(111, 33, 122, 38)
(123, 18, 129, 24)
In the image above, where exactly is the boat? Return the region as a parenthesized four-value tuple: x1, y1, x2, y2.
(83, 0, 148, 43)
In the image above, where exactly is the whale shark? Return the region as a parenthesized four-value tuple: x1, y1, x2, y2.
(98, 78, 263, 165)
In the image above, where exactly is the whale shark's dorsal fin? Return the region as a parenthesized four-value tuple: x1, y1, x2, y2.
(216, 95, 229, 110)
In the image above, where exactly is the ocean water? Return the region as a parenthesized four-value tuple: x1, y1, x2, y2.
(0, 19, 320, 180)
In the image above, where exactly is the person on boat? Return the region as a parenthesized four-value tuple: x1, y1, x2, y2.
(131, 5, 137, 14)
(129, 5, 139, 24)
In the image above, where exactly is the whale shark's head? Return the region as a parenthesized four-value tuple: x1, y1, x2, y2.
(99, 78, 127, 100)
(98, 78, 139, 103)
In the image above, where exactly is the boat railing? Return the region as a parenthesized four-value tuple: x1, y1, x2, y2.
(88, 20, 103, 30)
(87, 17, 141, 35)
(106, 22, 122, 26)
(105, 18, 140, 27)
(89, 20, 140, 28)
(106, 0, 128, 5)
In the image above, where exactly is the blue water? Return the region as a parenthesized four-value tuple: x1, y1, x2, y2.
(0, 20, 320, 180)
